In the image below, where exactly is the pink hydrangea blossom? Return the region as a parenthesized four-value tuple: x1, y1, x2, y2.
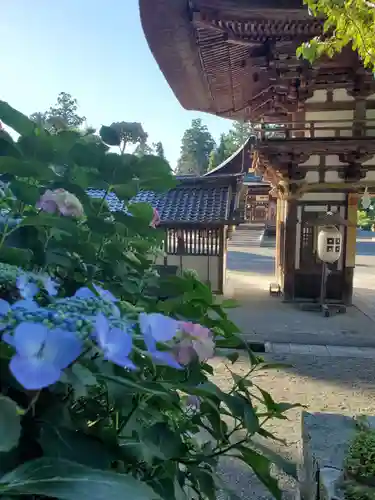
(173, 322, 215, 365)
(36, 189, 84, 217)
(150, 208, 160, 228)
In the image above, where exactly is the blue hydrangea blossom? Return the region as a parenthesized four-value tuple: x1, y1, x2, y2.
(15, 275, 39, 311)
(43, 276, 59, 297)
(139, 312, 182, 369)
(74, 285, 119, 317)
(94, 313, 136, 369)
(3, 322, 82, 390)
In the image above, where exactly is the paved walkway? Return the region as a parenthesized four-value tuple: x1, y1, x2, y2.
(224, 226, 375, 347)
(212, 351, 375, 499)
(216, 226, 375, 499)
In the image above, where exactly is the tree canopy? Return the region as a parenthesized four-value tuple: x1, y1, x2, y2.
(30, 92, 86, 130)
(298, 0, 375, 70)
(176, 119, 216, 176)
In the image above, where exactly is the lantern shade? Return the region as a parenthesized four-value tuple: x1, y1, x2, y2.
(317, 226, 343, 263)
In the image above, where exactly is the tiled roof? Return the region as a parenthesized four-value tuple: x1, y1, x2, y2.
(87, 176, 237, 225)
(204, 137, 252, 177)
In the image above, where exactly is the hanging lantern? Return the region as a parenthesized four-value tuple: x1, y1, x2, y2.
(317, 226, 342, 264)
(361, 187, 371, 210)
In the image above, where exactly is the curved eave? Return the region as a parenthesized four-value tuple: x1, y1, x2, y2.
(139, 0, 213, 113)
(204, 136, 252, 177)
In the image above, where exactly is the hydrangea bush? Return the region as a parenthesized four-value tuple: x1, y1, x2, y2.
(0, 101, 298, 499)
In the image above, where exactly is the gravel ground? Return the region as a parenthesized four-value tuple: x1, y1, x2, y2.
(209, 352, 375, 500)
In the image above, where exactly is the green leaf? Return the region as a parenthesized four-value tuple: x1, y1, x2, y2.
(0, 458, 161, 499)
(141, 423, 183, 460)
(0, 157, 56, 181)
(226, 351, 239, 364)
(86, 216, 115, 237)
(243, 401, 260, 434)
(238, 446, 281, 500)
(0, 101, 36, 136)
(10, 180, 40, 206)
(220, 298, 239, 309)
(128, 202, 154, 222)
(112, 182, 139, 200)
(0, 246, 33, 266)
(99, 125, 121, 146)
(188, 467, 216, 500)
(251, 441, 297, 479)
(0, 130, 22, 158)
(39, 427, 113, 470)
(19, 214, 79, 236)
(99, 374, 173, 398)
(0, 396, 21, 453)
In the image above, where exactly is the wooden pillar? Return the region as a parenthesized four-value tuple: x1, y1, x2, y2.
(342, 193, 358, 304)
(283, 199, 298, 300)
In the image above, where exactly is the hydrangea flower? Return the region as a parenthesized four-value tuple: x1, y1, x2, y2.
(4, 322, 82, 390)
(16, 275, 38, 300)
(173, 322, 215, 365)
(0, 299, 10, 317)
(43, 276, 59, 297)
(14, 275, 39, 311)
(36, 189, 84, 218)
(139, 312, 182, 369)
(93, 313, 136, 369)
(74, 285, 119, 317)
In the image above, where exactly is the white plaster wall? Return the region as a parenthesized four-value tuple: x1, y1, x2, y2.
(325, 155, 347, 167)
(305, 110, 354, 138)
(155, 254, 221, 292)
(300, 155, 320, 167)
(305, 171, 320, 183)
(332, 89, 354, 102)
(305, 90, 327, 103)
(324, 171, 343, 183)
(301, 192, 346, 201)
(363, 156, 375, 166)
(366, 109, 375, 136)
(364, 171, 375, 181)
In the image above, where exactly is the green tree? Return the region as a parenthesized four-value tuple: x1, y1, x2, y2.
(30, 92, 86, 130)
(298, 0, 375, 70)
(134, 141, 154, 157)
(108, 122, 148, 153)
(176, 118, 215, 176)
(207, 133, 229, 171)
(224, 121, 254, 155)
(153, 141, 166, 160)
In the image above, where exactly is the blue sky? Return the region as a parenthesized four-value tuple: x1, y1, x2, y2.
(1, 1, 233, 168)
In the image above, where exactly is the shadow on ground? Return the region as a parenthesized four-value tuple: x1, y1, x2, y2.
(227, 251, 275, 274)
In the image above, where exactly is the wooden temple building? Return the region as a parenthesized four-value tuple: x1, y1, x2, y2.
(88, 174, 242, 294)
(140, 0, 375, 304)
(205, 137, 276, 223)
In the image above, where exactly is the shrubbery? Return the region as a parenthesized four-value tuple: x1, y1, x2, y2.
(0, 101, 297, 499)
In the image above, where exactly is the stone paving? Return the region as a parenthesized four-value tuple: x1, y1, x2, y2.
(213, 227, 375, 499)
(224, 226, 375, 347)
(212, 352, 375, 499)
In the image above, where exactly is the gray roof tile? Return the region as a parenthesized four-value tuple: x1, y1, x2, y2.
(87, 177, 235, 225)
